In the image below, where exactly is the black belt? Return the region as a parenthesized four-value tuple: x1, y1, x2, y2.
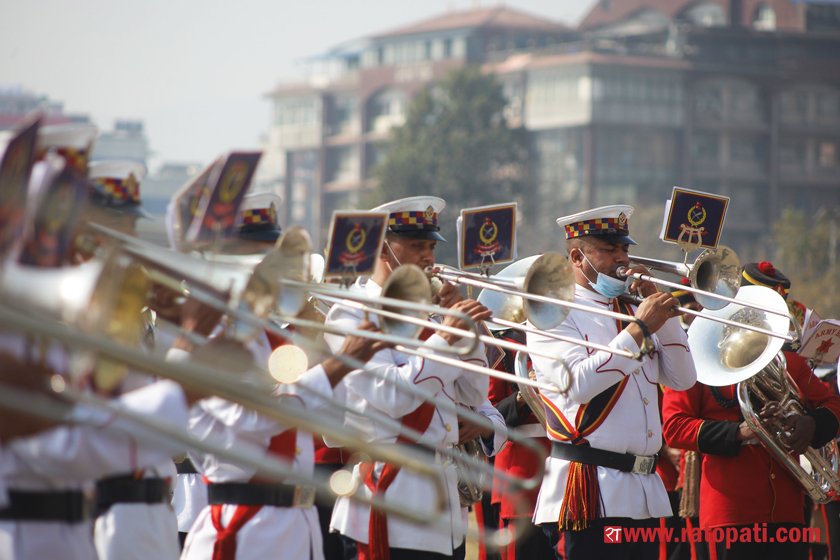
(0, 489, 91, 522)
(208, 482, 315, 508)
(95, 476, 170, 515)
(551, 442, 658, 475)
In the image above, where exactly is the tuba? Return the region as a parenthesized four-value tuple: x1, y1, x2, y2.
(690, 285, 840, 504)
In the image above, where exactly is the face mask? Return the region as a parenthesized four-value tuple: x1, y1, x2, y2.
(581, 252, 630, 299)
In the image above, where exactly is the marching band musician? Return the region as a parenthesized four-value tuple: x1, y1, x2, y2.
(171, 191, 284, 549)
(168, 190, 395, 560)
(486, 338, 555, 560)
(323, 195, 493, 559)
(662, 261, 840, 560)
(73, 158, 190, 560)
(0, 124, 197, 560)
(172, 303, 390, 560)
(0, 335, 194, 560)
(660, 279, 708, 560)
(452, 400, 507, 560)
(527, 205, 697, 560)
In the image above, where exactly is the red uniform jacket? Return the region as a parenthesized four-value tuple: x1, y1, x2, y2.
(488, 345, 549, 521)
(662, 351, 840, 529)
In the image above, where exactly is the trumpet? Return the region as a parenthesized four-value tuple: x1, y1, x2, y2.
(90, 222, 312, 339)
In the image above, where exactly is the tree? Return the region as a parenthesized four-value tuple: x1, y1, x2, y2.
(772, 207, 840, 319)
(368, 66, 530, 264)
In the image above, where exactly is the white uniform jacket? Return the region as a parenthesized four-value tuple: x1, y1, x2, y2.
(323, 278, 490, 556)
(527, 285, 696, 525)
(0, 380, 189, 560)
(177, 337, 335, 560)
(475, 399, 507, 458)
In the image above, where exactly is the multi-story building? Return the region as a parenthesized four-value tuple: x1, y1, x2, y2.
(91, 119, 151, 167)
(1, 86, 150, 170)
(0, 85, 77, 130)
(262, 6, 572, 248)
(263, 1, 840, 257)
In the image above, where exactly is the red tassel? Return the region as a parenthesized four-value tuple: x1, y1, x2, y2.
(557, 462, 600, 531)
(758, 261, 776, 276)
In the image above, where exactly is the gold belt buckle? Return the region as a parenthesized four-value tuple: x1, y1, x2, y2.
(632, 455, 656, 475)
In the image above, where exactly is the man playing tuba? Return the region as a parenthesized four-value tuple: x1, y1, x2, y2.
(662, 261, 840, 560)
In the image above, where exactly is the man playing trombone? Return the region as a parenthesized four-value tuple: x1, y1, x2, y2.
(323, 196, 493, 559)
(528, 205, 697, 560)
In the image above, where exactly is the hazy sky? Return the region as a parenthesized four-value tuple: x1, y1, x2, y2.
(2, 0, 595, 171)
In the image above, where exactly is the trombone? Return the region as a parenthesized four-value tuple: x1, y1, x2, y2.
(86, 224, 549, 496)
(624, 246, 797, 327)
(627, 246, 742, 311)
(0, 371, 438, 525)
(301, 265, 565, 393)
(618, 246, 799, 344)
(430, 253, 656, 357)
(0, 302, 451, 524)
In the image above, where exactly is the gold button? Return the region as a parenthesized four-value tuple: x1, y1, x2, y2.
(643, 398, 650, 406)
(445, 423, 452, 433)
(647, 430, 653, 438)
(295, 446, 301, 456)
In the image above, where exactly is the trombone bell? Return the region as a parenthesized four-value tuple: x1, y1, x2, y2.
(523, 252, 575, 331)
(477, 255, 540, 332)
(380, 264, 433, 339)
(690, 246, 741, 310)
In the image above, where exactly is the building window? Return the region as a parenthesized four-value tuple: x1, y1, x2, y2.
(692, 132, 719, 163)
(730, 83, 763, 122)
(818, 141, 838, 168)
(366, 89, 406, 133)
(326, 146, 359, 183)
(817, 91, 840, 120)
(679, 2, 726, 27)
(694, 86, 723, 120)
(329, 94, 359, 136)
(780, 90, 809, 124)
(366, 142, 390, 172)
(753, 4, 777, 31)
(729, 134, 766, 168)
(275, 97, 319, 126)
(779, 141, 806, 174)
